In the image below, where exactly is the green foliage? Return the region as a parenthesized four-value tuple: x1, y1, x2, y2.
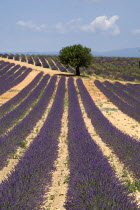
(50, 195, 55, 200)
(123, 179, 140, 192)
(58, 44, 93, 75)
(20, 141, 27, 148)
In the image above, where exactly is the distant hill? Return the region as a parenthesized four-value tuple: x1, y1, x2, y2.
(93, 47, 140, 57)
(0, 51, 59, 55)
(1, 47, 140, 57)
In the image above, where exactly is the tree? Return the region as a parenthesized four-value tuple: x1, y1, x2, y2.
(58, 44, 93, 76)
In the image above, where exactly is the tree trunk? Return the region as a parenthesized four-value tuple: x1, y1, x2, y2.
(76, 66, 80, 76)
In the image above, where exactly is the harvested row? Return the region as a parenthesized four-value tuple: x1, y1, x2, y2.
(0, 76, 57, 170)
(0, 77, 65, 209)
(65, 78, 137, 209)
(0, 72, 43, 118)
(94, 80, 140, 123)
(77, 79, 140, 179)
(104, 81, 140, 109)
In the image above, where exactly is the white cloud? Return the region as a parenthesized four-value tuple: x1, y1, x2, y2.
(16, 21, 48, 32)
(81, 15, 120, 35)
(132, 29, 140, 34)
(16, 19, 82, 34)
(54, 18, 82, 33)
(16, 16, 120, 35)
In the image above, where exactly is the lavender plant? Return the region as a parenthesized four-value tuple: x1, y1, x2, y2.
(0, 72, 43, 118)
(0, 76, 65, 209)
(0, 63, 15, 77)
(103, 80, 140, 109)
(77, 79, 140, 179)
(0, 75, 57, 170)
(64, 77, 137, 209)
(0, 65, 21, 87)
(94, 80, 140, 123)
(127, 83, 140, 93)
(39, 56, 49, 68)
(0, 74, 50, 135)
(115, 81, 140, 101)
(45, 56, 58, 70)
(0, 68, 32, 95)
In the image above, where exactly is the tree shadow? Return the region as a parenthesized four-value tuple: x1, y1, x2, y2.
(55, 73, 89, 78)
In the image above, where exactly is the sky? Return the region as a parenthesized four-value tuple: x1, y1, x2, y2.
(0, 0, 140, 53)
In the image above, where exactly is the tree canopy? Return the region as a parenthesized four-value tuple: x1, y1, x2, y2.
(58, 44, 93, 75)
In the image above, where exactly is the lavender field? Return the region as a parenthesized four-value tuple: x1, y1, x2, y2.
(1, 53, 140, 81)
(0, 57, 140, 209)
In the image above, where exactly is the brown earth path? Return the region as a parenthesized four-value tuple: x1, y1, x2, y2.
(75, 80, 140, 207)
(0, 68, 38, 104)
(82, 78, 140, 141)
(41, 82, 69, 210)
(0, 76, 59, 183)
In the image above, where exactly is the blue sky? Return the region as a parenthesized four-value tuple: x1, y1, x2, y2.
(0, 0, 140, 53)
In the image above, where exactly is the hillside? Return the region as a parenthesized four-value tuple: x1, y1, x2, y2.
(2, 47, 140, 57)
(93, 47, 140, 57)
(0, 57, 140, 209)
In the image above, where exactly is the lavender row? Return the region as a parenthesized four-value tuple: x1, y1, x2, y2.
(14, 54, 20, 61)
(115, 81, 140, 101)
(33, 57, 41, 66)
(0, 67, 32, 95)
(77, 79, 140, 179)
(0, 65, 21, 85)
(0, 72, 43, 118)
(45, 56, 58, 70)
(94, 80, 140, 123)
(0, 61, 10, 71)
(0, 62, 14, 75)
(0, 76, 65, 209)
(67, 66, 75, 73)
(0, 63, 15, 77)
(0, 61, 5, 70)
(0, 54, 8, 58)
(0, 65, 22, 84)
(21, 55, 26, 62)
(0, 60, 4, 66)
(39, 56, 49, 68)
(0, 65, 21, 90)
(8, 54, 14, 59)
(65, 78, 137, 209)
(5, 66, 26, 83)
(52, 57, 67, 72)
(27, 56, 34, 64)
(104, 80, 140, 109)
(0, 75, 57, 170)
(0, 65, 21, 81)
(0, 65, 24, 94)
(0, 74, 49, 135)
(127, 83, 140, 93)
